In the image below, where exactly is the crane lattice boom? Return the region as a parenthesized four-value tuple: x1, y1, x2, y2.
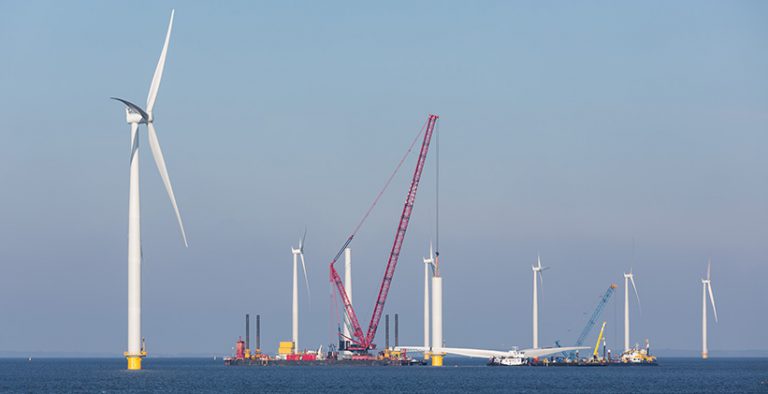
(329, 114, 439, 351)
(575, 284, 617, 347)
(557, 283, 616, 359)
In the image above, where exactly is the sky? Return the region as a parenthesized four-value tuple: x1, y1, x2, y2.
(0, 1, 766, 357)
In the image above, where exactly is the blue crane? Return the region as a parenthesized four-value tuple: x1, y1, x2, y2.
(556, 284, 617, 359)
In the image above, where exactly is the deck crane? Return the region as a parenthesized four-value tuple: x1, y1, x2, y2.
(329, 114, 439, 352)
(592, 321, 607, 360)
(556, 283, 617, 359)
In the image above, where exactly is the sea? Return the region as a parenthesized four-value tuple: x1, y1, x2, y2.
(0, 357, 766, 393)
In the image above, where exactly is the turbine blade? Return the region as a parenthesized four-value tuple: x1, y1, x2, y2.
(429, 241, 434, 260)
(146, 9, 175, 114)
(147, 122, 188, 247)
(707, 259, 711, 280)
(300, 227, 307, 253)
(630, 276, 641, 314)
(708, 283, 718, 323)
(537, 270, 543, 287)
(300, 252, 311, 304)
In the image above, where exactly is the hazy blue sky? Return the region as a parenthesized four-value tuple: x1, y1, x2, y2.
(1, 1, 766, 356)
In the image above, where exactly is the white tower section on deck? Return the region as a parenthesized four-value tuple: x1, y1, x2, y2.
(343, 247, 352, 344)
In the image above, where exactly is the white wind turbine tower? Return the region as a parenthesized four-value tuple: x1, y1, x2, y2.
(423, 243, 435, 358)
(532, 254, 549, 349)
(342, 247, 352, 353)
(431, 248, 444, 366)
(111, 9, 187, 371)
(623, 270, 641, 352)
(291, 229, 310, 353)
(701, 260, 718, 359)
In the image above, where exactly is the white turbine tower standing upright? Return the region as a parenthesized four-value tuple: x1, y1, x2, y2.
(623, 270, 641, 352)
(701, 260, 718, 359)
(342, 247, 352, 353)
(422, 243, 435, 359)
(112, 9, 187, 371)
(431, 250, 444, 366)
(532, 254, 548, 349)
(291, 230, 310, 353)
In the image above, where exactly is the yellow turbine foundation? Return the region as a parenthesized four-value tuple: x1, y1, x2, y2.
(127, 356, 142, 370)
(125, 350, 146, 370)
(431, 354, 444, 366)
(424, 351, 431, 361)
(702, 352, 709, 360)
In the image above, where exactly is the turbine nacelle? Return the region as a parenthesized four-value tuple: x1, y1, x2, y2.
(423, 242, 435, 267)
(112, 97, 150, 124)
(125, 109, 145, 124)
(624, 270, 641, 312)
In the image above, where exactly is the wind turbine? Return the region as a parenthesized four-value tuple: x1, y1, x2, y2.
(291, 229, 310, 353)
(111, 9, 187, 371)
(701, 259, 718, 359)
(532, 254, 549, 349)
(623, 270, 641, 352)
(423, 243, 435, 358)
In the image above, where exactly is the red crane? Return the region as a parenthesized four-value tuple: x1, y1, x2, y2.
(329, 114, 439, 351)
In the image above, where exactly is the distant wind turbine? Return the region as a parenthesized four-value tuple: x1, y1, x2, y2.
(291, 229, 310, 352)
(532, 254, 549, 349)
(701, 259, 718, 359)
(623, 269, 641, 352)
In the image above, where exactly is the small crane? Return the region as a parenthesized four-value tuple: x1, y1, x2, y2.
(593, 321, 607, 360)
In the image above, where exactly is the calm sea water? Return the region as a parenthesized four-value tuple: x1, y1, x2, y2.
(0, 357, 766, 393)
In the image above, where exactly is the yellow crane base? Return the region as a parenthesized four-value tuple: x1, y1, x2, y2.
(431, 355, 444, 366)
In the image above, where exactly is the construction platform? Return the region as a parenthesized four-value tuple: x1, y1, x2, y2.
(224, 357, 424, 367)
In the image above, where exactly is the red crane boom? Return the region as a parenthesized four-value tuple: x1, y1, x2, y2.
(329, 114, 438, 351)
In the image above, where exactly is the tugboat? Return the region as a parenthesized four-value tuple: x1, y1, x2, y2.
(618, 339, 658, 365)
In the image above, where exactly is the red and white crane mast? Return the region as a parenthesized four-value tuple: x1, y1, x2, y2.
(329, 114, 439, 351)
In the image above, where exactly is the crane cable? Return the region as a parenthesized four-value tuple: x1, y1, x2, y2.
(434, 119, 440, 276)
(329, 118, 430, 265)
(435, 120, 440, 254)
(329, 117, 430, 336)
